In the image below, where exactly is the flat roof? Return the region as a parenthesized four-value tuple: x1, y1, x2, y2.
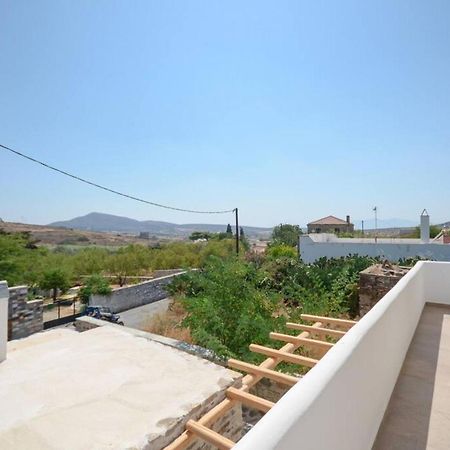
(374, 303, 450, 449)
(0, 326, 240, 450)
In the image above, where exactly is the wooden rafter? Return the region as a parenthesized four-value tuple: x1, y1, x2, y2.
(185, 420, 235, 450)
(228, 359, 299, 386)
(269, 332, 334, 353)
(300, 314, 357, 330)
(227, 387, 274, 413)
(249, 344, 319, 368)
(163, 315, 356, 450)
(286, 322, 346, 339)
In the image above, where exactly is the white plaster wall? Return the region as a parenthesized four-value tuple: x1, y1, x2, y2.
(234, 262, 450, 450)
(0, 281, 9, 362)
(300, 235, 450, 263)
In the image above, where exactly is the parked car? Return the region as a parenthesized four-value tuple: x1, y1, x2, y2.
(85, 306, 124, 325)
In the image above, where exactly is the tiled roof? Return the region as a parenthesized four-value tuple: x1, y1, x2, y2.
(308, 215, 349, 226)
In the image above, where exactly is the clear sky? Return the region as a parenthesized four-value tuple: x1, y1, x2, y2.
(1, 1, 449, 228)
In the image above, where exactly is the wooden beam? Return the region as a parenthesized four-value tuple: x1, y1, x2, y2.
(269, 332, 334, 353)
(228, 358, 299, 386)
(227, 386, 274, 413)
(286, 323, 346, 339)
(185, 420, 235, 450)
(164, 321, 324, 450)
(249, 344, 319, 368)
(300, 314, 357, 330)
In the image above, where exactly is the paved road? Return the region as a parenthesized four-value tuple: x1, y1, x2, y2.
(119, 298, 171, 331)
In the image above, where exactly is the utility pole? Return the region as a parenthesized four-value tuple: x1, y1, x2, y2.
(234, 208, 240, 255)
(373, 206, 378, 243)
(361, 220, 364, 236)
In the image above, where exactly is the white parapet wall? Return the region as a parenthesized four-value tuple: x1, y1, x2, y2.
(300, 234, 450, 263)
(234, 261, 450, 450)
(0, 281, 9, 362)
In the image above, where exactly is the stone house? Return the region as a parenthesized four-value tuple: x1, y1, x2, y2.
(307, 215, 354, 234)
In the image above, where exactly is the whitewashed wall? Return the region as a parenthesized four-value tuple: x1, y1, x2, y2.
(234, 261, 450, 450)
(300, 235, 450, 263)
(0, 281, 9, 362)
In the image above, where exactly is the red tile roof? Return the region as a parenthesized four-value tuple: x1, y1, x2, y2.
(308, 215, 349, 226)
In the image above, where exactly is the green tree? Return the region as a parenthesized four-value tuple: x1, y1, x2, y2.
(176, 257, 284, 360)
(266, 244, 297, 259)
(39, 268, 71, 302)
(409, 225, 441, 239)
(271, 224, 301, 247)
(189, 231, 212, 241)
(79, 274, 112, 304)
(226, 224, 233, 235)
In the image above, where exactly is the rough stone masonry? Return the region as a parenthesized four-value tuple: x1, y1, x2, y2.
(358, 263, 410, 316)
(8, 285, 43, 340)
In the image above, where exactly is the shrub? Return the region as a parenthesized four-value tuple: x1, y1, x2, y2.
(174, 257, 285, 360)
(265, 244, 297, 259)
(79, 274, 112, 304)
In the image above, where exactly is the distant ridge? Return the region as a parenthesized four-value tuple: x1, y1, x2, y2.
(49, 212, 272, 238)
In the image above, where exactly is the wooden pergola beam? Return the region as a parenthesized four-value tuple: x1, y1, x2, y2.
(228, 358, 299, 386)
(227, 386, 274, 413)
(185, 420, 235, 450)
(249, 344, 319, 368)
(300, 314, 356, 330)
(286, 323, 346, 339)
(269, 332, 334, 353)
(164, 321, 325, 450)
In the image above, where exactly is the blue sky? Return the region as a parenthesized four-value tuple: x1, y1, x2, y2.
(1, 1, 449, 228)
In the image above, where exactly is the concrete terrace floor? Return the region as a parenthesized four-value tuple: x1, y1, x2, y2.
(374, 303, 450, 450)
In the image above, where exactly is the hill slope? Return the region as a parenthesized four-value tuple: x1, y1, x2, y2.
(49, 212, 272, 238)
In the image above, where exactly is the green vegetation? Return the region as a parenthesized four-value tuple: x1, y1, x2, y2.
(79, 274, 112, 304)
(169, 253, 377, 360)
(271, 224, 301, 247)
(404, 225, 442, 239)
(39, 268, 71, 302)
(0, 229, 238, 288)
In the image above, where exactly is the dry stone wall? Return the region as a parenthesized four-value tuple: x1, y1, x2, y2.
(8, 286, 43, 340)
(359, 264, 409, 316)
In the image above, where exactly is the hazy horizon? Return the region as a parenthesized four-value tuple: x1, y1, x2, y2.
(1, 2, 449, 227)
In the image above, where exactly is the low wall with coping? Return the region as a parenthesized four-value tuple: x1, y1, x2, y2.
(300, 234, 450, 263)
(8, 285, 43, 340)
(90, 271, 186, 313)
(234, 261, 450, 450)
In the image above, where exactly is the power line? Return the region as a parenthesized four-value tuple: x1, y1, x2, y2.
(0, 143, 235, 214)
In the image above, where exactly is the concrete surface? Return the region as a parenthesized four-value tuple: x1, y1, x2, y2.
(0, 326, 241, 450)
(119, 298, 171, 331)
(374, 303, 450, 449)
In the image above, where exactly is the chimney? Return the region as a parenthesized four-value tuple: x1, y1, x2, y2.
(420, 209, 430, 243)
(346, 215, 350, 224)
(0, 281, 8, 363)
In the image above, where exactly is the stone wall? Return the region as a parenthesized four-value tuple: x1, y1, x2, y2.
(359, 264, 410, 316)
(242, 378, 291, 428)
(8, 286, 43, 340)
(90, 272, 186, 313)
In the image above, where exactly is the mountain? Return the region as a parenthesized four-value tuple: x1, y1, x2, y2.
(49, 212, 272, 238)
